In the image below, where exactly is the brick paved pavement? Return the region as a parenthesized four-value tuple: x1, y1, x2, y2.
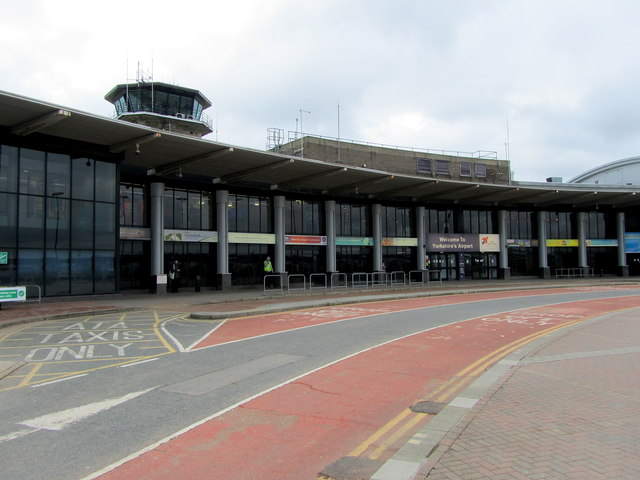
(415, 309, 640, 480)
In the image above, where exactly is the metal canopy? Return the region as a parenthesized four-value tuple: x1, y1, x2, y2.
(1, 89, 639, 210)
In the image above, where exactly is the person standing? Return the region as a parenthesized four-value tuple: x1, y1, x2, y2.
(263, 256, 274, 288)
(169, 259, 181, 293)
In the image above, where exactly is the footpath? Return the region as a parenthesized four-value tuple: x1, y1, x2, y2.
(2, 277, 640, 479)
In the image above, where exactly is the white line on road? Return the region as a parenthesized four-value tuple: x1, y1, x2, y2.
(30, 373, 88, 388)
(20, 387, 157, 431)
(185, 320, 227, 351)
(0, 427, 39, 444)
(119, 358, 159, 368)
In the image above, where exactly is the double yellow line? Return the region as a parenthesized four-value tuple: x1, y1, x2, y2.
(348, 311, 609, 461)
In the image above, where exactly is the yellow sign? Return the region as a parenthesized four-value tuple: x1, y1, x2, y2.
(546, 239, 579, 247)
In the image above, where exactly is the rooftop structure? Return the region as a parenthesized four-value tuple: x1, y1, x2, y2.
(105, 81, 213, 137)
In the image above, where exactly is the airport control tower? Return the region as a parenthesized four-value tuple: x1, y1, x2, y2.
(105, 81, 213, 137)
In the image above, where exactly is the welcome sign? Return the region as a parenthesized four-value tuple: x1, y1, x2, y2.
(426, 233, 500, 252)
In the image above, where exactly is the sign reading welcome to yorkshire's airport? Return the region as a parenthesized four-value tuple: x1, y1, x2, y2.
(0, 286, 26, 302)
(426, 234, 500, 252)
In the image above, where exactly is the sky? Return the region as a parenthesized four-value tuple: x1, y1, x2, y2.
(2, 0, 640, 182)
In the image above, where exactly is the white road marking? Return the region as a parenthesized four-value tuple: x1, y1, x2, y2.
(20, 387, 157, 431)
(30, 373, 88, 388)
(185, 320, 227, 352)
(119, 358, 159, 368)
(0, 427, 38, 444)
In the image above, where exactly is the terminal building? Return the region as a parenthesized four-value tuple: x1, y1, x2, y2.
(1, 82, 639, 297)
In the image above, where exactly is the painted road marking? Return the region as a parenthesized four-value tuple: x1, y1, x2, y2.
(30, 373, 88, 388)
(21, 387, 157, 430)
(119, 358, 159, 368)
(1, 387, 156, 445)
(0, 311, 182, 390)
(83, 294, 640, 480)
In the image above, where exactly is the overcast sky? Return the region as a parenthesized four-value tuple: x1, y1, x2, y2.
(3, 0, 640, 182)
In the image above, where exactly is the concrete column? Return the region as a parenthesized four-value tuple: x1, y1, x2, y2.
(274, 196, 286, 275)
(537, 211, 550, 278)
(617, 211, 629, 277)
(416, 206, 426, 271)
(498, 210, 510, 280)
(215, 190, 231, 289)
(325, 200, 336, 273)
(577, 211, 588, 271)
(373, 203, 382, 271)
(150, 182, 166, 293)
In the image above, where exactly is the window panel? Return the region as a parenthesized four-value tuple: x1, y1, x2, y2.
(19, 149, 45, 195)
(0, 193, 17, 246)
(95, 161, 116, 203)
(72, 157, 94, 200)
(71, 200, 94, 249)
(0, 145, 18, 193)
(47, 153, 70, 198)
(19, 195, 44, 248)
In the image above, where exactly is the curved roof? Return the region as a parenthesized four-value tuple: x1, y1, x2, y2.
(569, 156, 640, 184)
(2, 89, 640, 210)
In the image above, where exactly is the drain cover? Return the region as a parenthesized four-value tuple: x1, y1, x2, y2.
(410, 400, 447, 415)
(319, 456, 384, 480)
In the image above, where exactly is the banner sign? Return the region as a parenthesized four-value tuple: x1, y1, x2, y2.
(0, 286, 26, 302)
(585, 239, 617, 247)
(336, 237, 373, 246)
(625, 232, 640, 253)
(120, 227, 151, 240)
(382, 237, 418, 247)
(285, 235, 327, 245)
(426, 233, 500, 252)
(479, 234, 500, 252)
(164, 229, 218, 243)
(229, 232, 275, 244)
(546, 239, 578, 247)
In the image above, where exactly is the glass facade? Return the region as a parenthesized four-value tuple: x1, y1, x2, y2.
(2, 136, 636, 293)
(0, 144, 117, 296)
(285, 198, 322, 235)
(227, 194, 272, 286)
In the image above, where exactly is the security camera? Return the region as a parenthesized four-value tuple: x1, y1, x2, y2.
(135, 144, 141, 155)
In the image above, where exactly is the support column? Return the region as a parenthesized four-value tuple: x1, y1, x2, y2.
(373, 203, 382, 271)
(416, 206, 426, 271)
(577, 212, 589, 275)
(498, 210, 510, 280)
(216, 190, 232, 290)
(150, 182, 166, 293)
(274, 195, 288, 286)
(617, 211, 629, 277)
(537, 211, 550, 278)
(325, 200, 336, 273)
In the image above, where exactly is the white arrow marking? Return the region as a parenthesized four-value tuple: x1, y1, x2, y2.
(19, 387, 156, 431)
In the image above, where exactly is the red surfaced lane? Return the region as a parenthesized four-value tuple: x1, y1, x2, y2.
(97, 292, 640, 480)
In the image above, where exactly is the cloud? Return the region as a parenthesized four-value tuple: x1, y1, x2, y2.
(3, 0, 640, 182)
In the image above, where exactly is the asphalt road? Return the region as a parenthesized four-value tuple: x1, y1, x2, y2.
(0, 287, 638, 480)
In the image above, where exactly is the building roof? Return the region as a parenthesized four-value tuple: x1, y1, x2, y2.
(1, 89, 639, 210)
(104, 82, 213, 108)
(569, 156, 640, 184)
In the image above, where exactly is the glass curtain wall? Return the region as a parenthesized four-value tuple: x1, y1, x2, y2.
(284, 198, 325, 276)
(0, 144, 117, 296)
(546, 211, 577, 270)
(382, 205, 415, 273)
(163, 187, 214, 287)
(506, 210, 538, 276)
(336, 202, 372, 274)
(228, 194, 272, 286)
